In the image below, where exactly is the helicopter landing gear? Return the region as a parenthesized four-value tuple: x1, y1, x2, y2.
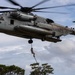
(28, 39, 33, 44)
(56, 36, 60, 40)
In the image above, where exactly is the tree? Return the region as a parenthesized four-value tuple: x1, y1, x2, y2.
(42, 63, 54, 75)
(0, 64, 25, 75)
(0, 64, 7, 75)
(30, 63, 54, 75)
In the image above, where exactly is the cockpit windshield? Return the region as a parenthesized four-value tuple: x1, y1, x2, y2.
(46, 18, 54, 24)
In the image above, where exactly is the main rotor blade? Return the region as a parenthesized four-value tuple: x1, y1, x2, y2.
(34, 10, 68, 14)
(73, 21, 75, 23)
(0, 10, 15, 13)
(31, 0, 50, 8)
(33, 4, 75, 10)
(7, 0, 22, 7)
(0, 6, 17, 9)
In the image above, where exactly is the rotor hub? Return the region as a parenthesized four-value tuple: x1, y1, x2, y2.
(20, 7, 33, 13)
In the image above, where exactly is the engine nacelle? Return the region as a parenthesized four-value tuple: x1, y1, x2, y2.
(10, 12, 34, 21)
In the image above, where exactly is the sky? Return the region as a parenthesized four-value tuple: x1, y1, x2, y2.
(0, 0, 75, 75)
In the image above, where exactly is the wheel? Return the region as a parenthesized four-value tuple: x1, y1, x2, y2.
(28, 39, 33, 44)
(41, 38, 45, 41)
(57, 36, 60, 39)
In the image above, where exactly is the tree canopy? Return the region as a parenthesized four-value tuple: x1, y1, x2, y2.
(30, 63, 54, 75)
(0, 63, 54, 75)
(0, 64, 25, 75)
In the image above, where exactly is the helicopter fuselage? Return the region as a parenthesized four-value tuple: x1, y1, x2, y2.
(0, 11, 75, 43)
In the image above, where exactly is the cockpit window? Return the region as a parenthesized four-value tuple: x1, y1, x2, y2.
(46, 18, 54, 24)
(10, 19, 14, 25)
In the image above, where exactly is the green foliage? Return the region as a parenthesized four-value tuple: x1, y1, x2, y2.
(0, 64, 25, 75)
(30, 63, 54, 75)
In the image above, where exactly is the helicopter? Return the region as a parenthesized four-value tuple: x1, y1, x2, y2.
(0, 0, 75, 43)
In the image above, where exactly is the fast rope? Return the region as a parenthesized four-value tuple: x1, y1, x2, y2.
(30, 43, 38, 63)
(28, 39, 38, 63)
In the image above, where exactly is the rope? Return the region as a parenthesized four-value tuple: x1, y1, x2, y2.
(30, 44, 38, 63)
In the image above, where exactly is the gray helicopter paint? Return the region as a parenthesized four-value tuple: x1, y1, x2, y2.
(0, 12, 75, 42)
